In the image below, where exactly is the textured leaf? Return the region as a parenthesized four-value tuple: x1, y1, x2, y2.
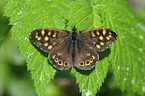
(4, 0, 145, 96)
(68, 0, 145, 96)
(68, 2, 110, 96)
(92, 0, 145, 95)
(4, 0, 70, 95)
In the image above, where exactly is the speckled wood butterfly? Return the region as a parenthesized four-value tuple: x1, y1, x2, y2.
(30, 27, 117, 70)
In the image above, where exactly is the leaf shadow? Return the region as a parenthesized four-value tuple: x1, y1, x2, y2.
(74, 66, 95, 75)
(98, 48, 111, 60)
(30, 40, 48, 57)
(74, 48, 111, 75)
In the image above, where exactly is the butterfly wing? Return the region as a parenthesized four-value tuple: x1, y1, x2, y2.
(74, 37, 99, 70)
(48, 37, 73, 70)
(80, 28, 117, 52)
(30, 28, 69, 52)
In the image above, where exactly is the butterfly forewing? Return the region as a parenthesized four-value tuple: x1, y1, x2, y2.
(30, 28, 69, 53)
(80, 28, 117, 52)
(74, 37, 99, 70)
(48, 37, 73, 70)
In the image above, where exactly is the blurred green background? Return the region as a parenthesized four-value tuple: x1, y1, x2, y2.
(0, 0, 144, 96)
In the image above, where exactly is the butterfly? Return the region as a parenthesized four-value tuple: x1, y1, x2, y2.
(30, 26, 117, 70)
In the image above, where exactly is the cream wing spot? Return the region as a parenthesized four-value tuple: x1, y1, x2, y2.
(35, 35, 38, 38)
(91, 31, 95, 37)
(99, 36, 103, 40)
(52, 42, 56, 45)
(92, 55, 95, 59)
(107, 42, 110, 45)
(37, 37, 41, 40)
(52, 55, 56, 59)
(92, 41, 96, 45)
(96, 44, 100, 49)
(103, 30, 106, 35)
(41, 29, 45, 36)
(106, 37, 110, 40)
(35, 32, 38, 38)
(52, 31, 57, 37)
(48, 31, 51, 36)
(45, 36, 49, 41)
(96, 30, 100, 35)
(100, 42, 104, 45)
(44, 43, 48, 46)
(86, 53, 90, 56)
(48, 45, 52, 49)
(58, 52, 61, 56)
(109, 35, 112, 38)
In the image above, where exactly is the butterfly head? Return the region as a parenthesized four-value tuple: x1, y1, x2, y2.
(72, 26, 77, 32)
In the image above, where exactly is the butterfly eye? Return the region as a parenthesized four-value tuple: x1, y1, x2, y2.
(79, 61, 84, 66)
(85, 60, 90, 66)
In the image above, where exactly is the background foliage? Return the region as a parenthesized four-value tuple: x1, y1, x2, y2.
(1, 0, 145, 96)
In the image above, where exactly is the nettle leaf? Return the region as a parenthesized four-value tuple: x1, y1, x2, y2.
(5, 0, 145, 96)
(67, 0, 145, 96)
(101, 2, 145, 96)
(67, 2, 109, 96)
(4, 0, 70, 95)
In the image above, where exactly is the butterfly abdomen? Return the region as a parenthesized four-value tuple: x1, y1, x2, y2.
(72, 41, 76, 60)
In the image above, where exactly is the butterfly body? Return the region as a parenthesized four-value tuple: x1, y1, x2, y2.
(30, 27, 117, 70)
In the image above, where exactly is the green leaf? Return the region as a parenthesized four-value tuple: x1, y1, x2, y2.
(4, 0, 145, 96)
(91, 0, 145, 95)
(68, 2, 109, 96)
(68, 1, 145, 96)
(4, 0, 70, 95)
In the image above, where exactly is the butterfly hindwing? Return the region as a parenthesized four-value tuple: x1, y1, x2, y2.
(30, 28, 69, 52)
(80, 28, 117, 52)
(74, 37, 99, 70)
(48, 37, 73, 70)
